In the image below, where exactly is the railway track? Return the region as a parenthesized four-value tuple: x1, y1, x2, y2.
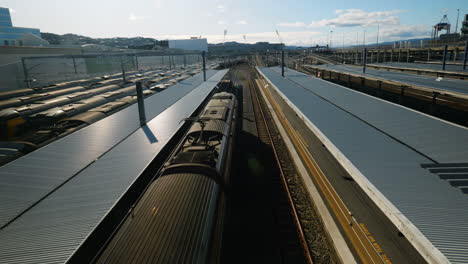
(248, 75, 314, 264)
(255, 74, 392, 264)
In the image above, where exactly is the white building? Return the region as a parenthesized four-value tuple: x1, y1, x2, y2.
(168, 38, 208, 52)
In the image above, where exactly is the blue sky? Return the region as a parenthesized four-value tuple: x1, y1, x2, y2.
(2, 0, 467, 45)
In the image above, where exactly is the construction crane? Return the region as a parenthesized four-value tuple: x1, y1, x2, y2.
(432, 14, 451, 39)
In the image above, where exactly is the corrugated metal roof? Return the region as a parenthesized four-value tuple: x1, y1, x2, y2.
(372, 62, 468, 73)
(0, 70, 227, 264)
(276, 67, 468, 163)
(314, 64, 468, 94)
(259, 67, 468, 263)
(0, 70, 218, 229)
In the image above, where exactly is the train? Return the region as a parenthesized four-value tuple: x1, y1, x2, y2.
(0, 69, 197, 139)
(95, 91, 237, 264)
(0, 68, 152, 102)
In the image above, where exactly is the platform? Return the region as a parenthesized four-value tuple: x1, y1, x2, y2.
(371, 62, 468, 73)
(312, 64, 468, 94)
(258, 66, 468, 264)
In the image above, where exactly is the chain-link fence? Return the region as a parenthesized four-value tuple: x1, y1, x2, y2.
(0, 52, 202, 91)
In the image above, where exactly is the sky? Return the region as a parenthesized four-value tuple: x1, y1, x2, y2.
(2, 0, 467, 46)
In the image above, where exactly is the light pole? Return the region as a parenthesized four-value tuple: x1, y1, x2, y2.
(376, 24, 380, 48)
(342, 32, 345, 49)
(363, 30, 366, 47)
(330, 30, 333, 48)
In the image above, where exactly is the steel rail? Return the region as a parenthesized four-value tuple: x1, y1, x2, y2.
(249, 76, 314, 264)
(256, 77, 389, 264)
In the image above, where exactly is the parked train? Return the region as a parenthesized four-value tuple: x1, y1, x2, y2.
(0, 69, 146, 102)
(0, 69, 201, 166)
(0, 70, 196, 139)
(95, 91, 237, 264)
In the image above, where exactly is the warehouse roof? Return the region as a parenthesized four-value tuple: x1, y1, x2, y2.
(0, 70, 227, 264)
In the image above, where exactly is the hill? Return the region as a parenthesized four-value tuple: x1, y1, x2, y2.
(41, 33, 160, 50)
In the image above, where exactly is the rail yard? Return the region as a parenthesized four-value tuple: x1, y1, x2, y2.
(1, 7, 468, 263)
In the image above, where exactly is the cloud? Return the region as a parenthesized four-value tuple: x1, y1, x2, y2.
(154, 0, 162, 8)
(217, 4, 226, 13)
(379, 25, 430, 40)
(129, 13, 149, 21)
(279, 9, 403, 29)
(235, 20, 248, 25)
(327, 24, 431, 47)
(319, 9, 403, 28)
(277, 22, 306, 27)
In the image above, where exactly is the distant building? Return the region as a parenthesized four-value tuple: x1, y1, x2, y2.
(0, 7, 48, 46)
(439, 33, 460, 42)
(168, 38, 208, 52)
(462, 14, 468, 40)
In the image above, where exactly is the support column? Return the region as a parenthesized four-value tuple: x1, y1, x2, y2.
(463, 41, 468, 70)
(442, 44, 448, 71)
(72, 56, 78, 74)
(121, 57, 127, 83)
(281, 50, 285, 77)
(135, 55, 139, 71)
(21, 57, 30, 89)
(202, 51, 206, 81)
(430, 92, 439, 115)
(378, 81, 383, 97)
(136, 82, 146, 126)
(399, 85, 406, 104)
(363, 48, 367, 73)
